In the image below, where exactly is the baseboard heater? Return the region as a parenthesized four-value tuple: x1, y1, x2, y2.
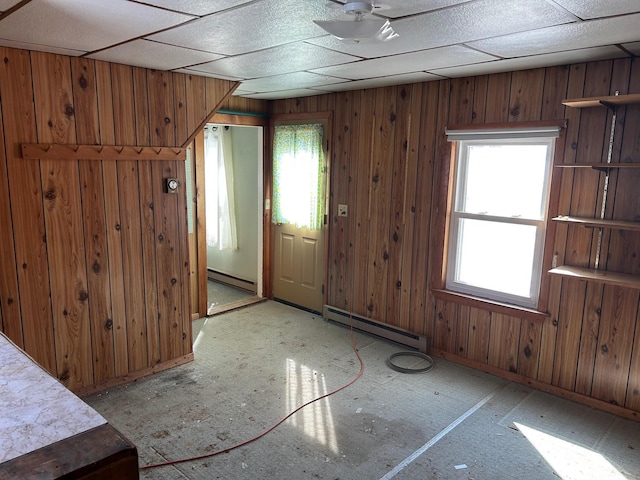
(207, 269, 256, 293)
(323, 305, 427, 353)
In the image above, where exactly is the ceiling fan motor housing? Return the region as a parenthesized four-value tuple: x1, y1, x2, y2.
(344, 0, 374, 15)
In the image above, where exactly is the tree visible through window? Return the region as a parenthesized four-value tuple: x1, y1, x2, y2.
(445, 126, 560, 308)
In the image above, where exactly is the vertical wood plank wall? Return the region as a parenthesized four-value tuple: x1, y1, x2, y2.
(271, 58, 640, 419)
(1, 44, 637, 418)
(0, 47, 247, 392)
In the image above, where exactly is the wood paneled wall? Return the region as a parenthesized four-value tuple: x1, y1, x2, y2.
(0, 47, 243, 392)
(271, 58, 640, 419)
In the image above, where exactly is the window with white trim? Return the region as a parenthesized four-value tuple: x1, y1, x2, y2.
(445, 126, 560, 309)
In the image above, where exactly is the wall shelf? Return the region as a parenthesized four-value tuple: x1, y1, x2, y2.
(562, 93, 640, 109)
(555, 162, 640, 172)
(552, 215, 640, 232)
(550, 92, 640, 288)
(549, 266, 640, 290)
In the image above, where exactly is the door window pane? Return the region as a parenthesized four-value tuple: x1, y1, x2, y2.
(272, 124, 325, 230)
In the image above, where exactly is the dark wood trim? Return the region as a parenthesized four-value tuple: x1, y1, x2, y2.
(432, 289, 549, 322)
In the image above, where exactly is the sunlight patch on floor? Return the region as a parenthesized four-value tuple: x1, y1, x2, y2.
(192, 320, 207, 351)
(286, 358, 338, 454)
(514, 422, 627, 480)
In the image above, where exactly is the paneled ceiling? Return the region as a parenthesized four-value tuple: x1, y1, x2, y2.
(0, 0, 639, 100)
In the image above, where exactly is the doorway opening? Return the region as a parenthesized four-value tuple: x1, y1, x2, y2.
(203, 122, 264, 315)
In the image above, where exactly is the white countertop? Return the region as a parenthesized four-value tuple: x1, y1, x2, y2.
(0, 333, 107, 463)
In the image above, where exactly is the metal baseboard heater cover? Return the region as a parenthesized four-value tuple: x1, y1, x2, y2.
(207, 269, 256, 293)
(323, 305, 427, 353)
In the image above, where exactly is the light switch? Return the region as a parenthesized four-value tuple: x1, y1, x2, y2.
(338, 204, 348, 217)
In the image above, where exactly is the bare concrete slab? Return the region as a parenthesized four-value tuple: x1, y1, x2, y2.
(83, 301, 640, 480)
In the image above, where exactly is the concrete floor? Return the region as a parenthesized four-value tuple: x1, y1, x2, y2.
(207, 280, 254, 310)
(84, 301, 640, 480)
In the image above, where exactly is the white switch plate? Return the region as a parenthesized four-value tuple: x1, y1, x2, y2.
(338, 204, 348, 217)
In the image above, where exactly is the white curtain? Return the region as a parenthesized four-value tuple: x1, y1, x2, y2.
(205, 125, 238, 250)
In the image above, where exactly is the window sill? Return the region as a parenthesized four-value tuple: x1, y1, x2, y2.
(431, 289, 549, 323)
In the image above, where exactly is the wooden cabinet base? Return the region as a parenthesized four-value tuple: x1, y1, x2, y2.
(0, 425, 138, 480)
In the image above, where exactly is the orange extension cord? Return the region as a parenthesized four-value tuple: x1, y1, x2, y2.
(140, 314, 364, 471)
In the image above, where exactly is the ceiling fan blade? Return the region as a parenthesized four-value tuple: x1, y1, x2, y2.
(313, 18, 398, 42)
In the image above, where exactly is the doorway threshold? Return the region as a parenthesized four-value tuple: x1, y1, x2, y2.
(207, 296, 266, 316)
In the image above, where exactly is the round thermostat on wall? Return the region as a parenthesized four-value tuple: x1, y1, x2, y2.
(166, 178, 179, 193)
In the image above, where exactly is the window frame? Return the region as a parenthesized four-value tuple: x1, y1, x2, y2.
(435, 121, 566, 319)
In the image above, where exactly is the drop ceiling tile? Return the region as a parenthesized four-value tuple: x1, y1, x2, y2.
(311, 45, 496, 80)
(307, 0, 575, 59)
(239, 71, 345, 93)
(232, 88, 258, 96)
(88, 39, 223, 70)
(375, 0, 474, 19)
(148, 0, 335, 56)
(189, 43, 359, 79)
(0, 0, 194, 52)
(174, 68, 244, 81)
(312, 72, 442, 93)
(622, 42, 640, 56)
(468, 13, 640, 58)
(135, 0, 254, 16)
(0, 0, 633, 102)
(0, 38, 85, 56)
(430, 46, 628, 78)
(244, 88, 327, 100)
(551, 0, 640, 20)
